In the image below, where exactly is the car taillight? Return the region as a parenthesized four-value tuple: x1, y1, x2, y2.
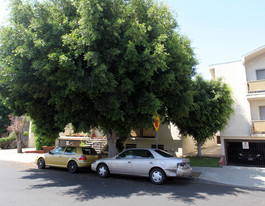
(177, 162, 190, 168)
(79, 155, 87, 160)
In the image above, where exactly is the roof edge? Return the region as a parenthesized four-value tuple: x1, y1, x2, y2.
(242, 45, 265, 57)
(209, 60, 241, 68)
(242, 45, 265, 64)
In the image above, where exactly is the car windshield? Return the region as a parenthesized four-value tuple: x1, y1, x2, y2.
(154, 149, 173, 157)
(50, 147, 65, 155)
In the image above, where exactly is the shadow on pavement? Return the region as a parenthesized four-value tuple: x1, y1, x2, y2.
(18, 164, 257, 204)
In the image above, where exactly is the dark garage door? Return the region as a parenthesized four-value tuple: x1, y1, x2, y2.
(226, 141, 265, 167)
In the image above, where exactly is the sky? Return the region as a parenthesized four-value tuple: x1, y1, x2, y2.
(164, 0, 265, 79)
(1, 0, 265, 79)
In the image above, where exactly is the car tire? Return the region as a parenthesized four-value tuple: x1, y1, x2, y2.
(67, 161, 78, 173)
(37, 157, 46, 169)
(97, 164, 109, 178)
(149, 168, 166, 185)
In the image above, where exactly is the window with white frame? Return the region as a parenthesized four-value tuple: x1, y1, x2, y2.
(260, 106, 265, 120)
(256, 69, 265, 80)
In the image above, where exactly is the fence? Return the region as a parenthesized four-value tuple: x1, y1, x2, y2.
(226, 141, 265, 167)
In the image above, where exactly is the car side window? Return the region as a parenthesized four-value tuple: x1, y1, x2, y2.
(50, 147, 65, 155)
(82, 148, 97, 155)
(135, 150, 154, 159)
(64, 147, 76, 155)
(118, 150, 136, 159)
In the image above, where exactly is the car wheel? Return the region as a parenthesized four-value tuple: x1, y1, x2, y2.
(150, 168, 166, 185)
(67, 161, 78, 173)
(37, 158, 46, 169)
(97, 164, 109, 178)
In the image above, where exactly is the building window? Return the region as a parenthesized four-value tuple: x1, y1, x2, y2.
(217, 135, 221, 144)
(260, 106, 265, 120)
(256, 69, 265, 80)
(130, 128, 155, 138)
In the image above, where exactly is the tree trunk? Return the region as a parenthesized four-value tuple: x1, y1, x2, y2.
(107, 129, 118, 158)
(17, 132, 23, 153)
(197, 142, 202, 158)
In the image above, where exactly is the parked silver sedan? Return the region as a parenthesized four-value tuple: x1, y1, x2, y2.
(91, 148, 192, 184)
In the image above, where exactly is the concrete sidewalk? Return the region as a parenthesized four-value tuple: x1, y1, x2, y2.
(0, 148, 39, 163)
(1, 148, 265, 189)
(186, 146, 265, 189)
(193, 166, 265, 189)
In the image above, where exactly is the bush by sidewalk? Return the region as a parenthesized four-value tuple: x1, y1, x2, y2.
(0, 134, 16, 149)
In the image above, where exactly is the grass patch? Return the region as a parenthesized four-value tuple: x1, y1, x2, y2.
(188, 156, 220, 167)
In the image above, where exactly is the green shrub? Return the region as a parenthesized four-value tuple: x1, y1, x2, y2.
(0, 132, 16, 149)
(31, 122, 56, 150)
(35, 135, 55, 150)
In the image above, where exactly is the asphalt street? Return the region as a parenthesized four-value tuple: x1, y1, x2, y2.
(1, 160, 265, 206)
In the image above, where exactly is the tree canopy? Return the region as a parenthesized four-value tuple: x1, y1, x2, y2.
(0, 0, 197, 156)
(0, 101, 11, 134)
(175, 76, 234, 157)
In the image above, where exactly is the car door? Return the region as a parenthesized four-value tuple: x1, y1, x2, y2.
(111, 150, 136, 175)
(132, 149, 155, 176)
(46, 147, 65, 166)
(59, 147, 76, 166)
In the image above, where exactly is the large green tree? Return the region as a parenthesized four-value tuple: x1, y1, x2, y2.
(0, 0, 197, 157)
(0, 101, 11, 136)
(175, 76, 234, 157)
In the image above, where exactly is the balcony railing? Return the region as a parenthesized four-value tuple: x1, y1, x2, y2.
(248, 80, 265, 93)
(252, 120, 265, 134)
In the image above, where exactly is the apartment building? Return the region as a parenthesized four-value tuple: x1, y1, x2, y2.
(210, 45, 265, 166)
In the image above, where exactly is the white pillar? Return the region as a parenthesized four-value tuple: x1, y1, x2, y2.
(28, 121, 35, 148)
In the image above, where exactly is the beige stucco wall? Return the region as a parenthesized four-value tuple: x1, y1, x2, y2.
(210, 61, 252, 137)
(210, 51, 265, 157)
(245, 53, 265, 81)
(245, 53, 265, 122)
(28, 121, 35, 148)
(182, 135, 217, 155)
(181, 136, 196, 154)
(205, 137, 218, 148)
(249, 99, 265, 120)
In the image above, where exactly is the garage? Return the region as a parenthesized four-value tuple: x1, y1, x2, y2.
(226, 140, 265, 167)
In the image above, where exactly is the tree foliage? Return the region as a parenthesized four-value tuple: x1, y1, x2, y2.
(0, 101, 11, 134)
(0, 0, 197, 156)
(0, 133, 16, 149)
(175, 76, 234, 157)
